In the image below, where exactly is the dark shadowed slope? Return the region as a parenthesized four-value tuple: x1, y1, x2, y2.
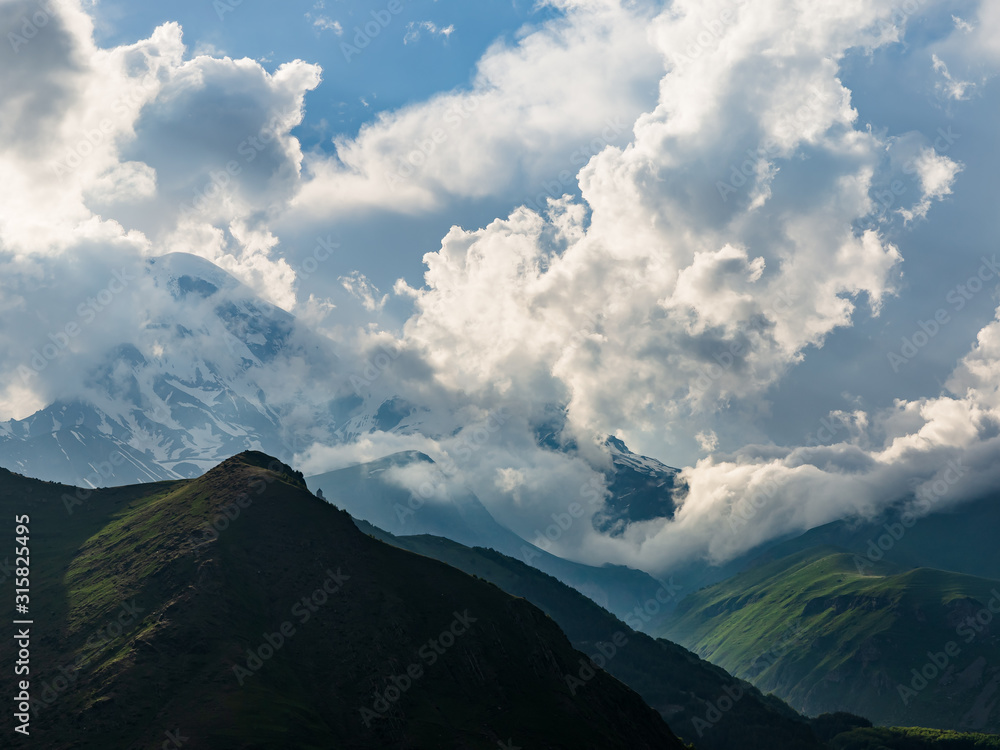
(352, 519, 828, 750)
(0, 453, 685, 749)
(308, 450, 672, 627)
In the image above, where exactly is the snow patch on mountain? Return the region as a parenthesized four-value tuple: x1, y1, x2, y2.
(0, 253, 347, 485)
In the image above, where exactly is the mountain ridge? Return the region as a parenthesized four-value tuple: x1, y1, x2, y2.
(659, 546, 1000, 733)
(308, 449, 674, 627)
(0, 450, 687, 749)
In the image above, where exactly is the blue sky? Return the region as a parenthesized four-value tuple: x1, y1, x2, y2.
(86, 0, 587, 302)
(760, 25, 1000, 447)
(91, 0, 563, 149)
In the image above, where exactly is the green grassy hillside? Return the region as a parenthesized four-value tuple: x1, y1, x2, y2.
(750, 497, 1000, 583)
(829, 727, 1000, 749)
(0, 453, 685, 749)
(659, 547, 1000, 733)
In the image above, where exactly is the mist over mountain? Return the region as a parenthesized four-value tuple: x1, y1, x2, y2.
(308, 449, 673, 625)
(0, 252, 686, 587)
(0, 252, 347, 486)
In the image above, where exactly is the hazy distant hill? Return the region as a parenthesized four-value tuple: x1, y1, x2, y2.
(656, 494, 1000, 619)
(354, 521, 1000, 749)
(309, 450, 673, 626)
(744, 496, 1000, 583)
(352, 519, 829, 750)
(660, 547, 1000, 734)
